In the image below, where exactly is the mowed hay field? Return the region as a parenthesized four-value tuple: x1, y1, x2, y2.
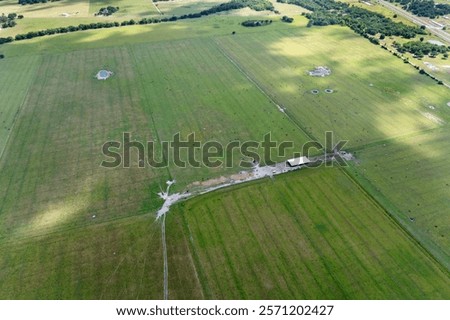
(0, 214, 203, 299)
(346, 128, 450, 270)
(0, 22, 309, 239)
(0, 16, 449, 299)
(0, 46, 169, 240)
(169, 168, 450, 299)
(216, 24, 450, 148)
(130, 38, 310, 188)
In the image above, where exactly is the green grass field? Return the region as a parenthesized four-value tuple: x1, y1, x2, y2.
(0, 9, 449, 299)
(1, 167, 448, 299)
(168, 167, 450, 299)
(0, 214, 203, 299)
(346, 128, 450, 269)
(0, 19, 311, 240)
(0, 55, 40, 159)
(216, 24, 450, 148)
(0, 46, 169, 239)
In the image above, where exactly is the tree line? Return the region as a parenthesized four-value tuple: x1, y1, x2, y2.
(394, 40, 449, 57)
(18, 0, 61, 4)
(278, 0, 425, 39)
(0, 0, 275, 46)
(388, 0, 450, 19)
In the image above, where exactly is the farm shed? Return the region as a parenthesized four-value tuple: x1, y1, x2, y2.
(286, 156, 311, 167)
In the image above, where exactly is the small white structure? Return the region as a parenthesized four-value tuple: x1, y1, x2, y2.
(308, 66, 331, 77)
(95, 70, 113, 80)
(286, 156, 311, 167)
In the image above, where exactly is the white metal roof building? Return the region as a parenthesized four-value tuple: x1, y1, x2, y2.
(286, 156, 312, 167)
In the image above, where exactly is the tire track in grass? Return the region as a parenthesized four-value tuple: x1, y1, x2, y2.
(264, 179, 344, 299)
(188, 207, 225, 298)
(271, 177, 349, 298)
(166, 213, 205, 299)
(312, 173, 414, 297)
(294, 174, 382, 297)
(179, 211, 211, 298)
(190, 206, 229, 299)
(204, 204, 247, 299)
(246, 186, 318, 299)
(230, 192, 295, 299)
(297, 177, 388, 298)
(304, 173, 405, 298)
(217, 197, 268, 298)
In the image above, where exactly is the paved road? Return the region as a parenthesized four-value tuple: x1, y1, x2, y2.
(377, 0, 450, 44)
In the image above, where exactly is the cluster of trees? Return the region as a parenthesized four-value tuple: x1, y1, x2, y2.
(14, 22, 121, 40)
(394, 40, 449, 57)
(278, 0, 343, 11)
(281, 15, 294, 23)
(18, 0, 60, 4)
(389, 0, 450, 18)
(96, 6, 119, 16)
(1, 13, 22, 29)
(197, 0, 274, 16)
(241, 19, 272, 27)
(0, 53, 5, 59)
(344, 6, 425, 38)
(0, 37, 13, 44)
(281, 0, 425, 39)
(305, 11, 342, 27)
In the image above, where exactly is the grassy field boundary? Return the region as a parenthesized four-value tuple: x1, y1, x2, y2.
(341, 166, 450, 274)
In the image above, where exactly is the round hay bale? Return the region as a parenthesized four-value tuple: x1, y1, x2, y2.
(325, 89, 334, 93)
(311, 89, 319, 94)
